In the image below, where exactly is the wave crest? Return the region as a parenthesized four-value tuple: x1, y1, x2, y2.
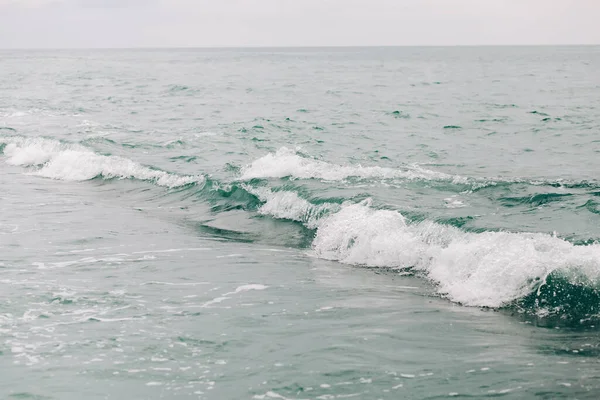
(1, 136, 203, 188)
(240, 147, 470, 184)
(247, 186, 340, 229)
(313, 200, 600, 309)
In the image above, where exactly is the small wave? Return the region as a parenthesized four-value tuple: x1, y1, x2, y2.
(226, 184, 600, 314)
(246, 186, 340, 229)
(389, 110, 411, 119)
(513, 271, 600, 324)
(499, 193, 573, 208)
(240, 147, 471, 184)
(0, 136, 203, 188)
(311, 199, 600, 312)
(241, 148, 600, 191)
(580, 200, 600, 215)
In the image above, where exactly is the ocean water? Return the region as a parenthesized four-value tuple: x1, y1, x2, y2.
(1, 46, 600, 399)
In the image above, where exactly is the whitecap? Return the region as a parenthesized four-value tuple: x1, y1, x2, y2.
(1, 135, 203, 188)
(246, 185, 339, 229)
(240, 147, 469, 183)
(312, 199, 600, 308)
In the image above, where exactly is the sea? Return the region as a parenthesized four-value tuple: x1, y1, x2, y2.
(1, 46, 600, 399)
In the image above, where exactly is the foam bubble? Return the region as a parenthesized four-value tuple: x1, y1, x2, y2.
(35, 149, 199, 187)
(1, 136, 203, 188)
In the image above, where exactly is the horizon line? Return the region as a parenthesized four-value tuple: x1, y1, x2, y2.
(1, 43, 599, 51)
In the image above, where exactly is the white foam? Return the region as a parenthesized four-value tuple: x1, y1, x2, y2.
(312, 199, 600, 307)
(6, 111, 27, 118)
(247, 186, 339, 229)
(444, 196, 466, 208)
(199, 284, 268, 308)
(253, 392, 308, 400)
(241, 148, 600, 190)
(1, 136, 203, 188)
(241, 184, 581, 308)
(240, 147, 469, 183)
(234, 284, 268, 293)
(312, 199, 425, 267)
(3, 137, 67, 166)
(194, 132, 219, 137)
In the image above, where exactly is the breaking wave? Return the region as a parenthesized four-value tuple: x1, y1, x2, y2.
(240, 147, 472, 184)
(240, 147, 600, 192)
(0, 136, 203, 188)
(312, 200, 600, 315)
(4, 137, 600, 322)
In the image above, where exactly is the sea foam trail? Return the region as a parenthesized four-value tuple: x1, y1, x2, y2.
(0, 136, 203, 188)
(312, 199, 600, 308)
(240, 147, 471, 184)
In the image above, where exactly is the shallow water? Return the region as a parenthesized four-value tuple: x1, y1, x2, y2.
(2, 47, 600, 399)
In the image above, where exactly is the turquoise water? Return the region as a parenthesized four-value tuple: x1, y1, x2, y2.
(2, 46, 600, 399)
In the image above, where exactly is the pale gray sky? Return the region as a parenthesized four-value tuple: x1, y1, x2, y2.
(0, 0, 599, 48)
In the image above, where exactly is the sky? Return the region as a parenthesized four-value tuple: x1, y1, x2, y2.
(0, 0, 599, 48)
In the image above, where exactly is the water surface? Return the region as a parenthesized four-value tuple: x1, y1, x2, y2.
(2, 46, 600, 399)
